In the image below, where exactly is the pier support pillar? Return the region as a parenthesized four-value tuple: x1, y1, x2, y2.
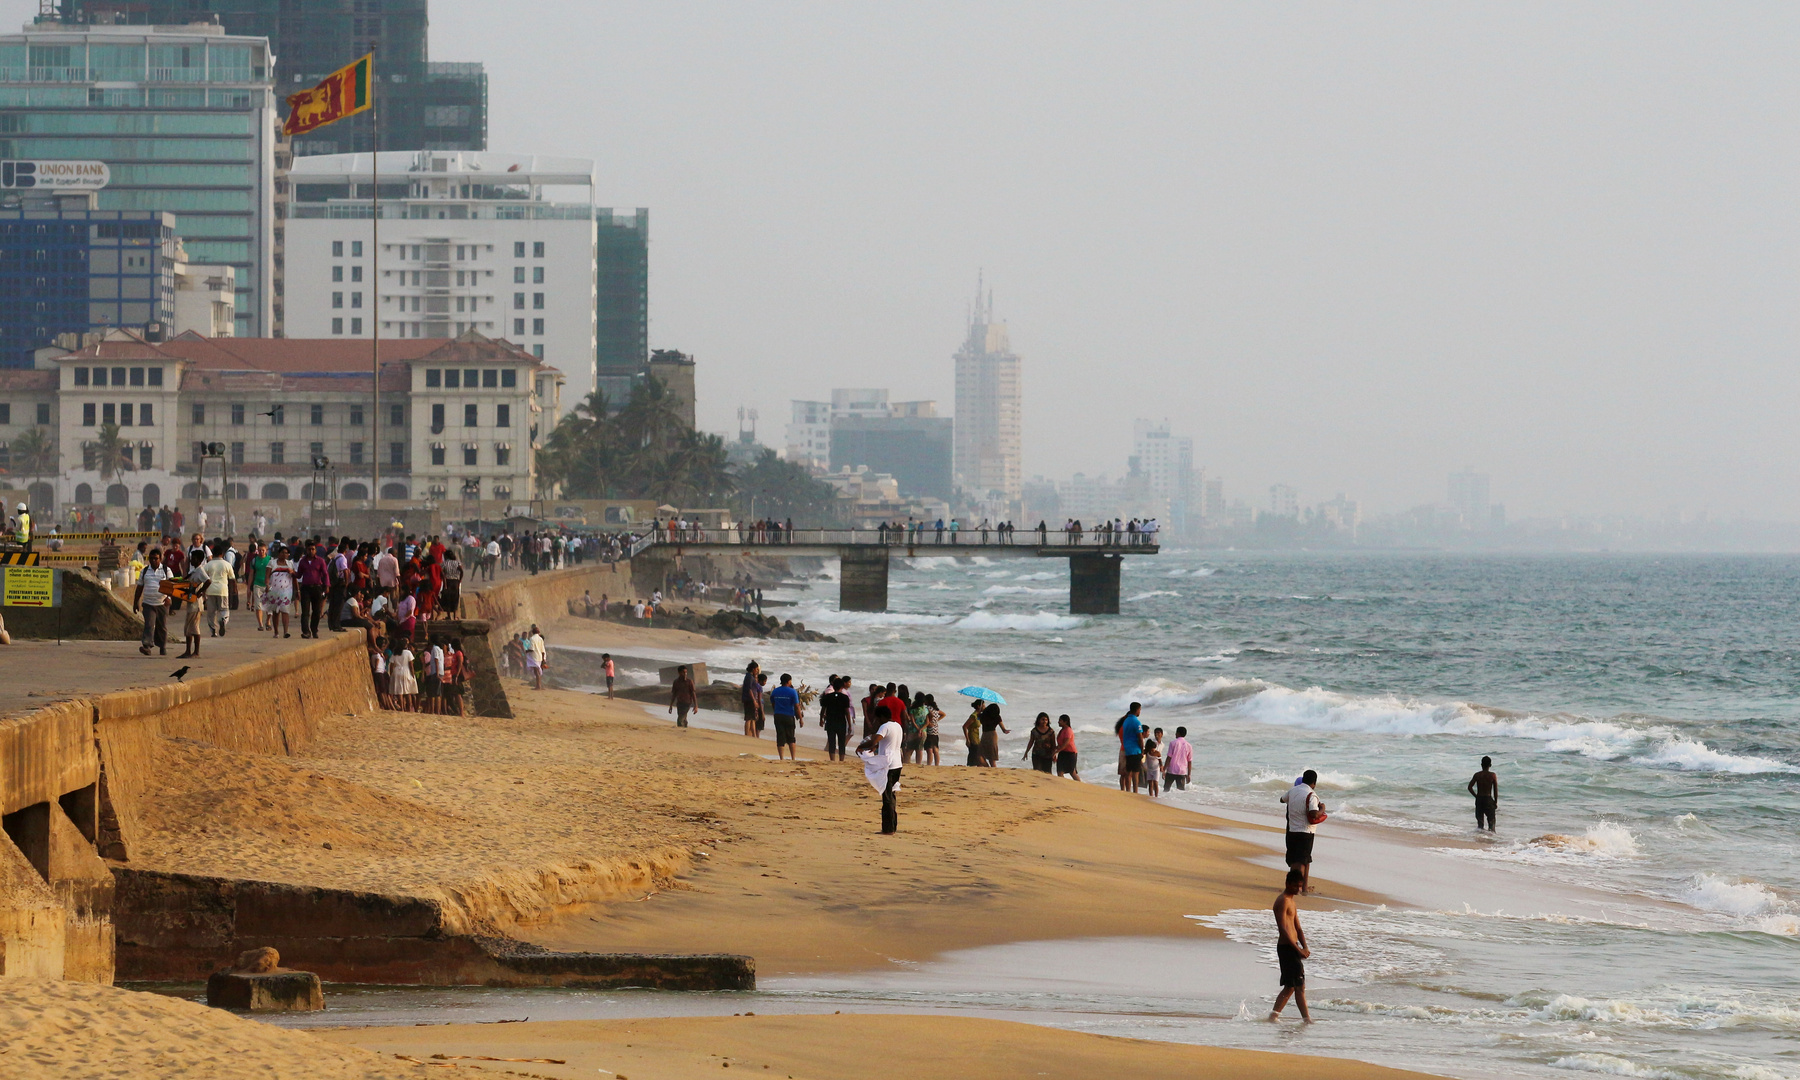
(839, 548, 890, 612)
(1068, 553, 1122, 615)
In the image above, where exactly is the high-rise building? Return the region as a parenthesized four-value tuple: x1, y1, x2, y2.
(1268, 483, 1299, 519)
(784, 399, 831, 469)
(284, 150, 645, 411)
(59, 0, 487, 156)
(952, 280, 1021, 507)
(1448, 468, 1490, 526)
(830, 404, 953, 502)
(0, 18, 277, 337)
(1131, 418, 1195, 522)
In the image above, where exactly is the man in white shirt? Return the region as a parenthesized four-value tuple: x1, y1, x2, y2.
(375, 546, 400, 594)
(483, 536, 500, 581)
(201, 542, 236, 638)
(860, 702, 906, 834)
(1279, 770, 1326, 894)
(133, 547, 170, 655)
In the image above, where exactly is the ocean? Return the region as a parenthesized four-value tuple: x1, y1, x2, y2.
(268, 550, 1800, 1079)
(696, 550, 1800, 1080)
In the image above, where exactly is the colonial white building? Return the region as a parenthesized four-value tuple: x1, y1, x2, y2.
(0, 328, 560, 520)
(284, 150, 621, 409)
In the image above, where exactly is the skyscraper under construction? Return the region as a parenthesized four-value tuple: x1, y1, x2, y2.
(55, 0, 485, 156)
(953, 277, 1023, 510)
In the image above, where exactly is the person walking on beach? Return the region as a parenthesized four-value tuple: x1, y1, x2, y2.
(1118, 702, 1145, 793)
(770, 673, 802, 760)
(1269, 868, 1312, 1023)
(601, 652, 616, 699)
(1468, 756, 1499, 832)
(525, 625, 547, 690)
(1024, 712, 1057, 773)
(820, 676, 852, 760)
(860, 703, 904, 834)
(1055, 715, 1080, 780)
(742, 662, 763, 738)
(1164, 726, 1192, 790)
(669, 664, 697, 728)
(1280, 770, 1326, 894)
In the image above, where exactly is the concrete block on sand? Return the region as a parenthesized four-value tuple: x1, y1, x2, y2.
(207, 947, 325, 1012)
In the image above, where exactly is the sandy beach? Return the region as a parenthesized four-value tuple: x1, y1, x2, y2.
(11, 612, 1443, 1078)
(323, 1014, 1447, 1080)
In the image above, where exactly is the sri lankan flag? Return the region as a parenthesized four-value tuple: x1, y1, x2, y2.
(284, 53, 373, 137)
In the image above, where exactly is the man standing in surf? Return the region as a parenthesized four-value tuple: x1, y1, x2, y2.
(1468, 756, 1499, 832)
(1280, 770, 1326, 894)
(1269, 868, 1312, 1022)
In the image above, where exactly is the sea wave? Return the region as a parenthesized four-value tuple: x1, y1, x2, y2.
(1113, 676, 1798, 776)
(954, 611, 1085, 631)
(1433, 823, 1642, 866)
(1125, 590, 1181, 602)
(1548, 1052, 1684, 1078)
(983, 585, 1065, 596)
(1244, 768, 1370, 791)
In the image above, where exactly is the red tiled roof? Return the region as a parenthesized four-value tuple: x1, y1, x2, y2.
(0, 370, 56, 391)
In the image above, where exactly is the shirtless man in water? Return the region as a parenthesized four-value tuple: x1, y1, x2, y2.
(1269, 868, 1311, 1022)
(1468, 755, 1499, 832)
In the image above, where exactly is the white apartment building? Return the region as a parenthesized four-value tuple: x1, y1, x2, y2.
(285, 151, 604, 407)
(1131, 418, 1195, 520)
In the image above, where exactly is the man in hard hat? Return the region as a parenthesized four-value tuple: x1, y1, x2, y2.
(14, 502, 30, 556)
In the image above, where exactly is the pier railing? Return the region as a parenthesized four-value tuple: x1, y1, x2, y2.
(636, 526, 1160, 550)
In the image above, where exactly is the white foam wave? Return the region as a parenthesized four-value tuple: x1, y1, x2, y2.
(1013, 571, 1058, 581)
(1125, 590, 1180, 602)
(1108, 676, 1259, 711)
(903, 557, 958, 570)
(1167, 568, 1189, 576)
(1682, 874, 1795, 929)
(954, 611, 1085, 631)
(1436, 823, 1641, 867)
(983, 585, 1065, 596)
(1244, 769, 1369, 791)
(1125, 677, 1799, 776)
(1549, 1052, 1682, 1078)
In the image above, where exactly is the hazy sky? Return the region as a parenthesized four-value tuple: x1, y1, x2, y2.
(22, 2, 1799, 517)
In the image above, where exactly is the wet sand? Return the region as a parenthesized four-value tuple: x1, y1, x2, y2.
(322, 1013, 1446, 1080)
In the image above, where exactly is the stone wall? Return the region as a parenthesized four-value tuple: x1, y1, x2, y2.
(462, 560, 635, 648)
(94, 634, 376, 860)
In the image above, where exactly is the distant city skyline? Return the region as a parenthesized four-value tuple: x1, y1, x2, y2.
(10, 2, 1787, 519)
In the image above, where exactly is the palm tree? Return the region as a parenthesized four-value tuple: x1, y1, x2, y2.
(10, 427, 57, 492)
(87, 422, 135, 494)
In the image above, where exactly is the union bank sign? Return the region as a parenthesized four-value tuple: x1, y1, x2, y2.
(0, 160, 110, 191)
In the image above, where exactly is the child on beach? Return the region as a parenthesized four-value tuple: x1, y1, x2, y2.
(923, 695, 943, 766)
(1144, 728, 1163, 797)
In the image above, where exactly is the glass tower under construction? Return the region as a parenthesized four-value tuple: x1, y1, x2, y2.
(57, 0, 486, 156)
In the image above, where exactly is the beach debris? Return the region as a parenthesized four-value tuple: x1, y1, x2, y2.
(431, 1054, 569, 1064)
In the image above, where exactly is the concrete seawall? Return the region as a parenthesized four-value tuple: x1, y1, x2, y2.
(1, 555, 759, 991)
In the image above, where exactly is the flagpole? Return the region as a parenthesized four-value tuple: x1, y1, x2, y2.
(370, 58, 381, 517)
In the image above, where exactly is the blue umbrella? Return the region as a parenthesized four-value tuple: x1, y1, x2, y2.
(958, 686, 1006, 705)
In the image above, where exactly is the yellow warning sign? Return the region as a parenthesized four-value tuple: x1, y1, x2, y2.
(1, 565, 56, 607)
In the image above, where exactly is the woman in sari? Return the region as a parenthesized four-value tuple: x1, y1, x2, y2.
(419, 551, 443, 620)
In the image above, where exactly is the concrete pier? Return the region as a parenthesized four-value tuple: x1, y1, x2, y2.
(839, 547, 891, 612)
(637, 530, 1158, 616)
(1069, 553, 1123, 615)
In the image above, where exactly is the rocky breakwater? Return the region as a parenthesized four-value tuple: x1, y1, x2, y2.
(566, 601, 836, 643)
